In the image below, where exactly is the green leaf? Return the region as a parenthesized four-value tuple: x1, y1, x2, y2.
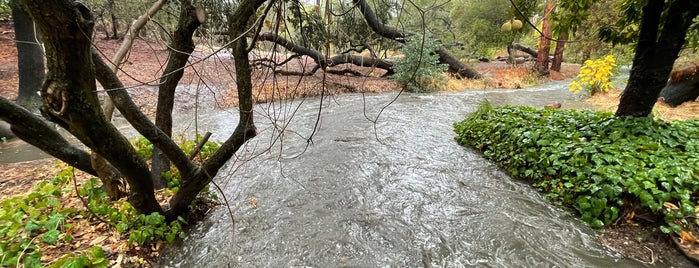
(25, 220, 42, 232)
(41, 229, 60, 245)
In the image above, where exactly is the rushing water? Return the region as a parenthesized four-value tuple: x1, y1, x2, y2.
(0, 80, 653, 267)
(155, 81, 648, 267)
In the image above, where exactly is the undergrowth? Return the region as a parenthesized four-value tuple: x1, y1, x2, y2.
(0, 135, 220, 267)
(391, 36, 448, 93)
(454, 102, 699, 235)
(569, 55, 617, 95)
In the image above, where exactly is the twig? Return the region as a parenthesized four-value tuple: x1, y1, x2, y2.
(189, 132, 212, 160)
(71, 168, 110, 225)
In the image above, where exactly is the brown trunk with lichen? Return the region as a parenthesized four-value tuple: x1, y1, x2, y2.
(166, 0, 261, 217)
(15, 0, 162, 214)
(151, 0, 203, 189)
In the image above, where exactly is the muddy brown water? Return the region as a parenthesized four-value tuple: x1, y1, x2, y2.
(0, 79, 665, 267)
(153, 81, 648, 267)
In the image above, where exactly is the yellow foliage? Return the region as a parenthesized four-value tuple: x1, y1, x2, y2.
(569, 55, 617, 95)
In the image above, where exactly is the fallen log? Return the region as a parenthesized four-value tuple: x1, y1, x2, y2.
(658, 64, 699, 106)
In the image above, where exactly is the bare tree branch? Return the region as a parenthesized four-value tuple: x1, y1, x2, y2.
(152, 0, 204, 189)
(102, 0, 168, 120)
(91, 49, 200, 181)
(257, 32, 393, 75)
(0, 97, 97, 176)
(167, 0, 263, 217)
(509, 43, 538, 58)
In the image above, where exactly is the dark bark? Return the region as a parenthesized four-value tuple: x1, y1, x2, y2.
(658, 64, 699, 106)
(107, 0, 118, 39)
(352, 0, 480, 79)
(257, 32, 394, 75)
(16, 0, 162, 214)
(10, 0, 44, 111)
(90, 152, 125, 200)
(615, 0, 699, 116)
(0, 96, 97, 176)
(152, 0, 202, 189)
(91, 49, 199, 185)
(354, 0, 406, 40)
(533, 1, 554, 76)
(167, 0, 262, 217)
(436, 48, 481, 79)
(550, 32, 568, 72)
(508, 43, 538, 59)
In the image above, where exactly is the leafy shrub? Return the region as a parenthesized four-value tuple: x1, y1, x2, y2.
(131, 136, 153, 159)
(0, 168, 187, 267)
(454, 102, 699, 233)
(131, 134, 220, 196)
(0, 135, 219, 266)
(391, 36, 448, 93)
(0, 0, 10, 20)
(569, 55, 617, 95)
(78, 177, 187, 245)
(131, 134, 220, 161)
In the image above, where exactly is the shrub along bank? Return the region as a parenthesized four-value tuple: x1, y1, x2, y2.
(0, 136, 219, 267)
(453, 102, 699, 237)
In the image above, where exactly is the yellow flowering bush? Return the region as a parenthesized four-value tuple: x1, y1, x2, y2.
(569, 55, 617, 95)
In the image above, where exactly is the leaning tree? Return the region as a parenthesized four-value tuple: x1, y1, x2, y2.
(549, 0, 699, 116)
(1, 0, 487, 220)
(2, 0, 260, 218)
(611, 0, 699, 116)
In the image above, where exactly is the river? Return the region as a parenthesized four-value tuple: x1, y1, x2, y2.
(154, 81, 649, 267)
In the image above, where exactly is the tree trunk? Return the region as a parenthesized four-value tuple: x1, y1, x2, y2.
(615, 0, 699, 116)
(107, 0, 118, 39)
(257, 32, 394, 75)
(509, 43, 538, 58)
(15, 0, 163, 215)
(10, 0, 43, 111)
(550, 32, 568, 72)
(167, 0, 262, 217)
(92, 0, 167, 197)
(91, 49, 198, 181)
(151, 0, 203, 189)
(0, 96, 98, 176)
(533, 0, 554, 76)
